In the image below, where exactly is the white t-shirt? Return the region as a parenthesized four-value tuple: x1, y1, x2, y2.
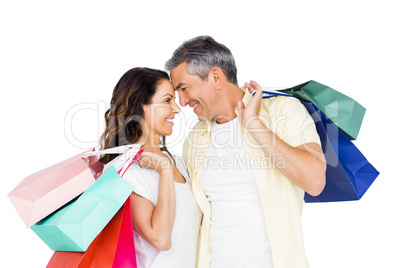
(198, 117, 274, 268)
(105, 151, 202, 268)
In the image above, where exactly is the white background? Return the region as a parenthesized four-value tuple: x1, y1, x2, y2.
(1, 0, 401, 267)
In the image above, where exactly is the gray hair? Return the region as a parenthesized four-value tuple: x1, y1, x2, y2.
(165, 36, 238, 85)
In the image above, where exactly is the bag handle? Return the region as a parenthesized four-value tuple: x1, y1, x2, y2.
(86, 144, 141, 156)
(87, 143, 143, 177)
(252, 89, 293, 99)
(118, 149, 143, 177)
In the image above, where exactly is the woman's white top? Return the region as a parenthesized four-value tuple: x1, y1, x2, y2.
(104, 151, 202, 268)
(198, 117, 274, 268)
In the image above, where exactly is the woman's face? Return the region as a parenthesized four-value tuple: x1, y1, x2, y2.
(142, 79, 181, 138)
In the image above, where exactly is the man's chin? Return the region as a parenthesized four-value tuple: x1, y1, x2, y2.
(196, 114, 209, 122)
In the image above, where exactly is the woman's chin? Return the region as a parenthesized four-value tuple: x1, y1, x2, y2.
(158, 129, 173, 137)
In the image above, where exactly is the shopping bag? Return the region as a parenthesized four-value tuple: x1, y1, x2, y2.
(302, 101, 379, 202)
(279, 80, 366, 140)
(46, 197, 137, 268)
(31, 165, 135, 251)
(8, 149, 103, 227)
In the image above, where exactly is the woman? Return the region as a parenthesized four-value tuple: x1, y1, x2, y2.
(99, 67, 202, 268)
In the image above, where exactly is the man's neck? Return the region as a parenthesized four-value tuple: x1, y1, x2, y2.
(215, 84, 245, 124)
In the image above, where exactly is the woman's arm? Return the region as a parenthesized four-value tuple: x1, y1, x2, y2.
(130, 152, 176, 251)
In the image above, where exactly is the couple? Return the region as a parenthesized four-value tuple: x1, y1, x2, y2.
(100, 36, 326, 268)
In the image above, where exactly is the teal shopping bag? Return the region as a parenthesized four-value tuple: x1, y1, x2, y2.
(279, 80, 366, 140)
(31, 166, 134, 252)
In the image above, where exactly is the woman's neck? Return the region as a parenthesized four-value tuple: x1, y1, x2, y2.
(137, 135, 163, 155)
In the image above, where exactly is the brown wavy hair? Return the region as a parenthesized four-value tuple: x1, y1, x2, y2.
(99, 67, 175, 165)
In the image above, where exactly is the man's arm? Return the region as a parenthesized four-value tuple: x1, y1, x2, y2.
(238, 80, 326, 196)
(248, 119, 326, 196)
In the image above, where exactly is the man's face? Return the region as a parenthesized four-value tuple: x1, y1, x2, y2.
(170, 62, 217, 121)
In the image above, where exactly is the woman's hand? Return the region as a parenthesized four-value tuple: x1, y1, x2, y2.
(238, 80, 264, 129)
(137, 151, 173, 174)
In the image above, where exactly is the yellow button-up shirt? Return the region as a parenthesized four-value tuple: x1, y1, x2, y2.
(183, 87, 321, 268)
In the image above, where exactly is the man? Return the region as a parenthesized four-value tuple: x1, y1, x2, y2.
(165, 36, 326, 268)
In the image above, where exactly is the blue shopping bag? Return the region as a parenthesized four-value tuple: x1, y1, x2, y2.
(302, 101, 379, 202)
(31, 166, 135, 251)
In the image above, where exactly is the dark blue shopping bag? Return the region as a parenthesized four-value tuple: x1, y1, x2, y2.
(302, 101, 379, 202)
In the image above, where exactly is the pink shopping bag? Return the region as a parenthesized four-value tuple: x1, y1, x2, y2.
(8, 149, 103, 227)
(112, 196, 137, 267)
(46, 151, 142, 268)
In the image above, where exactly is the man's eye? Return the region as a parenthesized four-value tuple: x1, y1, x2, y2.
(181, 87, 187, 91)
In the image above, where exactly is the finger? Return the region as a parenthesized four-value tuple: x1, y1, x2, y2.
(137, 158, 146, 168)
(138, 152, 151, 161)
(137, 141, 146, 147)
(249, 80, 263, 98)
(245, 80, 262, 96)
(250, 80, 262, 91)
(139, 157, 152, 168)
(237, 100, 245, 111)
(244, 82, 255, 94)
(138, 152, 155, 163)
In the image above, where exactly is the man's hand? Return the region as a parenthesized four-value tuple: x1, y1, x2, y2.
(237, 80, 264, 129)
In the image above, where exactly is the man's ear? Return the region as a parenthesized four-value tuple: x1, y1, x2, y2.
(209, 66, 224, 90)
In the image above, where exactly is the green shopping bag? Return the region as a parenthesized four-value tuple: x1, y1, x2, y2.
(279, 80, 366, 140)
(31, 166, 135, 252)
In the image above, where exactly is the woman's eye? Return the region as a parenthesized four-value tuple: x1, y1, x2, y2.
(165, 98, 171, 103)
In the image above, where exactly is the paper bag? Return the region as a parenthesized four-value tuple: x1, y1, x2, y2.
(8, 149, 103, 227)
(31, 166, 134, 251)
(46, 197, 137, 267)
(303, 101, 379, 202)
(279, 80, 366, 140)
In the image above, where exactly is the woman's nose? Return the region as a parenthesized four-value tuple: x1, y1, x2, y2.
(173, 101, 181, 114)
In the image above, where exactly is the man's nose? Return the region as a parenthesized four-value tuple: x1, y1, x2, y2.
(177, 91, 188, 107)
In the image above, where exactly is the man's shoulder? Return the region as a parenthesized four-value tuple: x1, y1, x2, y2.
(262, 95, 304, 114)
(262, 95, 302, 105)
